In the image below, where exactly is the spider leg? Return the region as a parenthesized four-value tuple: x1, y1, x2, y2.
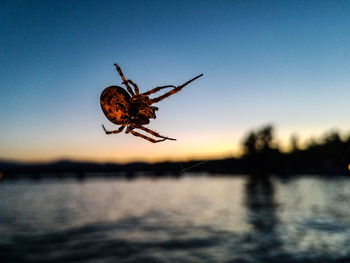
(123, 79, 139, 95)
(130, 85, 176, 103)
(126, 126, 167, 143)
(141, 85, 177, 96)
(114, 64, 135, 96)
(149, 74, 203, 105)
(134, 124, 176, 141)
(129, 86, 176, 103)
(102, 124, 126, 134)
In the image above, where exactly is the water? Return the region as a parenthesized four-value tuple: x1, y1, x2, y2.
(1, 174, 350, 262)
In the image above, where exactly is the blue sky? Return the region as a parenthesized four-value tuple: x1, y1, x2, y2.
(1, 0, 350, 163)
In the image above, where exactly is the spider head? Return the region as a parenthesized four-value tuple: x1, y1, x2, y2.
(139, 104, 158, 119)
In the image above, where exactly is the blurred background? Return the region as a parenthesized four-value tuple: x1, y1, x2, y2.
(1, 0, 350, 163)
(1, 0, 350, 262)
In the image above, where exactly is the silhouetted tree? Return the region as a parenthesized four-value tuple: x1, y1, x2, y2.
(324, 130, 341, 144)
(242, 125, 280, 174)
(290, 134, 299, 152)
(243, 132, 257, 156)
(256, 125, 276, 153)
(243, 124, 277, 157)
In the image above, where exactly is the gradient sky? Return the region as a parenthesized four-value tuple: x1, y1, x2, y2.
(1, 0, 350, 163)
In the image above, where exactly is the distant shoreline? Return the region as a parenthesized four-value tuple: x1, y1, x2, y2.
(2, 125, 350, 180)
(1, 154, 348, 180)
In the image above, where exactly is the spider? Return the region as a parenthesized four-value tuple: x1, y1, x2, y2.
(100, 64, 203, 143)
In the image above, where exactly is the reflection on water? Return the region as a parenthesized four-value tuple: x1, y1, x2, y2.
(1, 174, 350, 262)
(244, 175, 282, 261)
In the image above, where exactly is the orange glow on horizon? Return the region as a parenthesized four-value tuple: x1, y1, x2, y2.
(1, 126, 347, 164)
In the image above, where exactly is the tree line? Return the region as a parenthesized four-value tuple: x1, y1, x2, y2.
(1, 124, 350, 178)
(241, 124, 350, 175)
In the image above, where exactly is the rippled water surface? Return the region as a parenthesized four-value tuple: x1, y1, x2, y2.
(1, 174, 350, 262)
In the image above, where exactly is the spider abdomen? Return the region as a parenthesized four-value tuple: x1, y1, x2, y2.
(100, 86, 131, 125)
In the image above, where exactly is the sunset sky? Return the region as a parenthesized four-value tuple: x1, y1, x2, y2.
(1, 0, 350, 163)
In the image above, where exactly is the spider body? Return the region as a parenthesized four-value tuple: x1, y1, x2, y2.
(100, 64, 203, 143)
(100, 86, 156, 125)
(100, 86, 132, 124)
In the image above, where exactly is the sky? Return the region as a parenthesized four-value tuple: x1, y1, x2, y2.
(0, 0, 350, 163)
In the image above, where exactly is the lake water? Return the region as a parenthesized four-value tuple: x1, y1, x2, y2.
(1, 174, 350, 262)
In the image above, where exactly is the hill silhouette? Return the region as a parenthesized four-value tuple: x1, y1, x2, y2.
(1, 125, 350, 180)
